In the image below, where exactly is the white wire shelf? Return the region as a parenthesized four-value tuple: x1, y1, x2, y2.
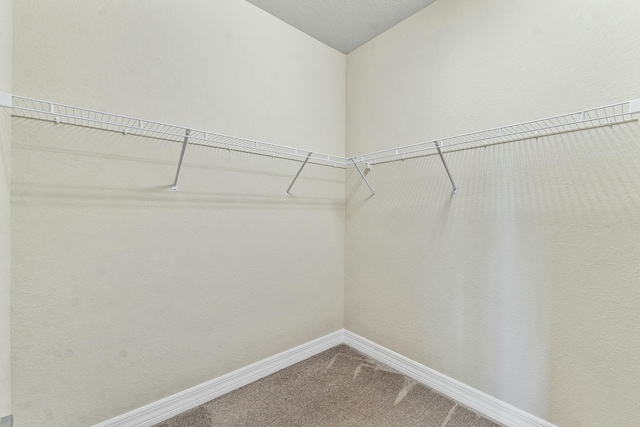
(350, 100, 640, 166)
(4, 94, 350, 169)
(1, 93, 638, 196)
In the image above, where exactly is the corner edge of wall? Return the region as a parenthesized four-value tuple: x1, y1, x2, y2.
(343, 330, 556, 427)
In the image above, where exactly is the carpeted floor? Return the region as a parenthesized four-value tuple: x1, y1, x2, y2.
(154, 344, 504, 426)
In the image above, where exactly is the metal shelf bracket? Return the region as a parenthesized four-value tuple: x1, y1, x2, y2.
(286, 151, 312, 196)
(351, 158, 376, 197)
(172, 129, 191, 191)
(434, 141, 457, 195)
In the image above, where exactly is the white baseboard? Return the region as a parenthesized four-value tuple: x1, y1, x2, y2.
(343, 330, 556, 427)
(95, 329, 555, 427)
(0, 415, 13, 427)
(93, 330, 344, 427)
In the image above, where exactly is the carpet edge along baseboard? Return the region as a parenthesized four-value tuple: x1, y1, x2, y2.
(92, 331, 344, 427)
(93, 330, 556, 427)
(342, 331, 556, 427)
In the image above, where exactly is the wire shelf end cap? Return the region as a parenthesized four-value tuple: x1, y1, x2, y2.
(629, 99, 640, 114)
(0, 92, 11, 108)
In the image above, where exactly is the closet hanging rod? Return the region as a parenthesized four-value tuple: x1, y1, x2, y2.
(352, 99, 640, 166)
(1, 93, 350, 169)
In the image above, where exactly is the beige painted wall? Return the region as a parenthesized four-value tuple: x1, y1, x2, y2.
(0, 0, 13, 419)
(11, 1, 345, 426)
(9, 0, 640, 426)
(346, 0, 640, 426)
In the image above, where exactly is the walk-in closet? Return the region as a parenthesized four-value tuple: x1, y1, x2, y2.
(0, 1, 638, 426)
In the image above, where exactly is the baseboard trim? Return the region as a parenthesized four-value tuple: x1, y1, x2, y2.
(93, 330, 344, 427)
(343, 330, 555, 427)
(0, 415, 13, 427)
(95, 329, 555, 427)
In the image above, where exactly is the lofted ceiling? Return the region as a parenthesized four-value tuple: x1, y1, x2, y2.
(245, 0, 438, 54)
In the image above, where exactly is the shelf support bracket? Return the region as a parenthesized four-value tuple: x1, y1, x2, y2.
(286, 152, 312, 196)
(434, 141, 457, 195)
(351, 159, 376, 197)
(172, 129, 191, 191)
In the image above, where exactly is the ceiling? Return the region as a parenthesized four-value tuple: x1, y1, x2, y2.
(245, 0, 438, 54)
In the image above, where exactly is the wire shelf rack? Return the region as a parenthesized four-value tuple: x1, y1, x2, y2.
(6, 94, 350, 169)
(2, 93, 638, 195)
(350, 100, 640, 166)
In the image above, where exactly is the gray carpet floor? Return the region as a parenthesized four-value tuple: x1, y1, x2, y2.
(154, 344, 504, 427)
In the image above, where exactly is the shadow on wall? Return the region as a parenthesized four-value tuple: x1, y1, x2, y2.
(347, 123, 640, 220)
(12, 118, 345, 210)
(345, 122, 640, 421)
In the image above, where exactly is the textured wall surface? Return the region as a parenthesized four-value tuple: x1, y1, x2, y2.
(9, 0, 640, 426)
(345, 0, 640, 426)
(11, 1, 345, 426)
(0, 0, 13, 418)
